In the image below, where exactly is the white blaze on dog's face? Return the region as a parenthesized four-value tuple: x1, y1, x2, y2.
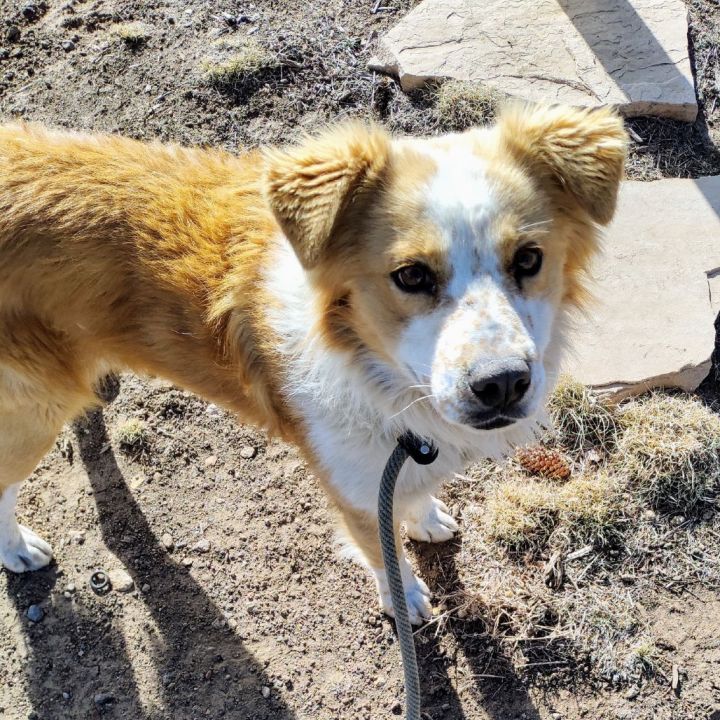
(265, 105, 627, 431)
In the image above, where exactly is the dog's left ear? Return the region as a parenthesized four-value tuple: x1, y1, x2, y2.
(264, 123, 391, 269)
(496, 104, 627, 225)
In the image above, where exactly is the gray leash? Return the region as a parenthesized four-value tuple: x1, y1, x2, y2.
(378, 432, 439, 720)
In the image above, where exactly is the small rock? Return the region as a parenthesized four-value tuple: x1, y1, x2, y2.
(26, 605, 44, 622)
(206, 403, 220, 416)
(108, 568, 134, 593)
(625, 686, 640, 700)
(66, 583, 76, 593)
(153, 472, 162, 482)
(6, 26, 20, 43)
(193, 538, 210, 553)
(240, 445, 256, 459)
(61, 40, 75, 52)
(204, 455, 218, 467)
(22, 5, 38, 20)
(181, 557, 193, 567)
(161, 533, 174, 551)
(261, 686, 271, 698)
(391, 700, 402, 715)
(62, 692, 71, 700)
(94, 693, 115, 707)
(141, 583, 150, 593)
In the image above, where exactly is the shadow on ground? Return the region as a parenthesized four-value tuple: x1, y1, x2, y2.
(7, 408, 297, 720)
(412, 538, 543, 720)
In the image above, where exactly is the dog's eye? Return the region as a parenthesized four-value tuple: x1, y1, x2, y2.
(511, 246, 543, 280)
(391, 263, 436, 294)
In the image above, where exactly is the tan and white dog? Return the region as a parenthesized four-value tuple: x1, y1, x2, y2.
(0, 105, 626, 623)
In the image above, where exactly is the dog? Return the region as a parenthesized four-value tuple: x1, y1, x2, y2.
(0, 105, 626, 623)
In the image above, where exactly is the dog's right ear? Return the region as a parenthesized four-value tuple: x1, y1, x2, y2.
(263, 123, 390, 269)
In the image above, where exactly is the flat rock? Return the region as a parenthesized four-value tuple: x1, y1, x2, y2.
(370, 0, 697, 121)
(564, 176, 720, 399)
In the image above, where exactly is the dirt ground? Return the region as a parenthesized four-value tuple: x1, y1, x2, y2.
(1, 1, 719, 719)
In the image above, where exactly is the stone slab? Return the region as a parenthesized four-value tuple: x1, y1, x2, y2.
(370, 0, 697, 121)
(564, 176, 720, 399)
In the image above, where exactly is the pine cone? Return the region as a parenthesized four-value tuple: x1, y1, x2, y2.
(516, 445, 571, 482)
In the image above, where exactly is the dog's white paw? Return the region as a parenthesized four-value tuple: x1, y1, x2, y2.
(0, 524, 53, 573)
(376, 570, 432, 626)
(405, 496, 459, 543)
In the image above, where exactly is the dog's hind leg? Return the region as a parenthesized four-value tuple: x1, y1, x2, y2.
(0, 408, 63, 572)
(0, 398, 70, 572)
(0, 316, 99, 572)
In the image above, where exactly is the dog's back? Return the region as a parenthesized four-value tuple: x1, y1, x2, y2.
(0, 124, 280, 418)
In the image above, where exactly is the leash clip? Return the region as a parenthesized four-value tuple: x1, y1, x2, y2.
(397, 431, 438, 465)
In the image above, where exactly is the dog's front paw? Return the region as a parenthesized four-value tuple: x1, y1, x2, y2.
(376, 570, 432, 626)
(405, 496, 459, 543)
(0, 524, 53, 573)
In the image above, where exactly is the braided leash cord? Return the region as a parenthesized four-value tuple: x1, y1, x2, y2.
(378, 433, 438, 720)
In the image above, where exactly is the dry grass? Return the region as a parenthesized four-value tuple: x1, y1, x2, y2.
(547, 375, 619, 453)
(614, 393, 720, 512)
(201, 38, 279, 88)
(116, 418, 149, 457)
(111, 22, 151, 47)
(435, 80, 504, 131)
(483, 471, 623, 552)
(435, 381, 720, 683)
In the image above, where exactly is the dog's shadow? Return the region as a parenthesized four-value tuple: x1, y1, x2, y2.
(411, 537, 544, 720)
(8, 408, 297, 720)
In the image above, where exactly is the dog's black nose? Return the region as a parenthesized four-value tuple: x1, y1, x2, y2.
(469, 364, 531, 410)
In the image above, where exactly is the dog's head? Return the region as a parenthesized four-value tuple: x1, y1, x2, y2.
(264, 105, 626, 433)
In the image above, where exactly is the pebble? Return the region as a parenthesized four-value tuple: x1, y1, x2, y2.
(108, 568, 134, 593)
(625, 686, 641, 700)
(141, 583, 150, 593)
(26, 605, 44, 622)
(153, 472, 162, 482)
(261, 686, 271, 698)
(161, 533, 174, 551)
(182, 557, 193, 567)
(204, 455, 218, 467)
(193, 538, 210, 553)
(62, 692, 71, 700)
(6, 26, 20, 43)
(66, 583, 76, 593)
(240, 445, 256, 459)
(94, 693, 115, 707)
(61, 40, 75, 52)
(22, 5, 38, 20)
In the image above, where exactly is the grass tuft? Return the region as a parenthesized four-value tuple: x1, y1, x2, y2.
(116, 418, 149, 457)
(436, 80, 504, 131)
(201, 38, 278, 88)
(483, 471, 623, 552)
(613, 393, 720, 513)
(111, 22, 151, 47)
(547, 375, 620, 453)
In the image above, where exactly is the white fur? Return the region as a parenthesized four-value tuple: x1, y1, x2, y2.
(263, 143, 567, 621)
(0, 483, 53, 573)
